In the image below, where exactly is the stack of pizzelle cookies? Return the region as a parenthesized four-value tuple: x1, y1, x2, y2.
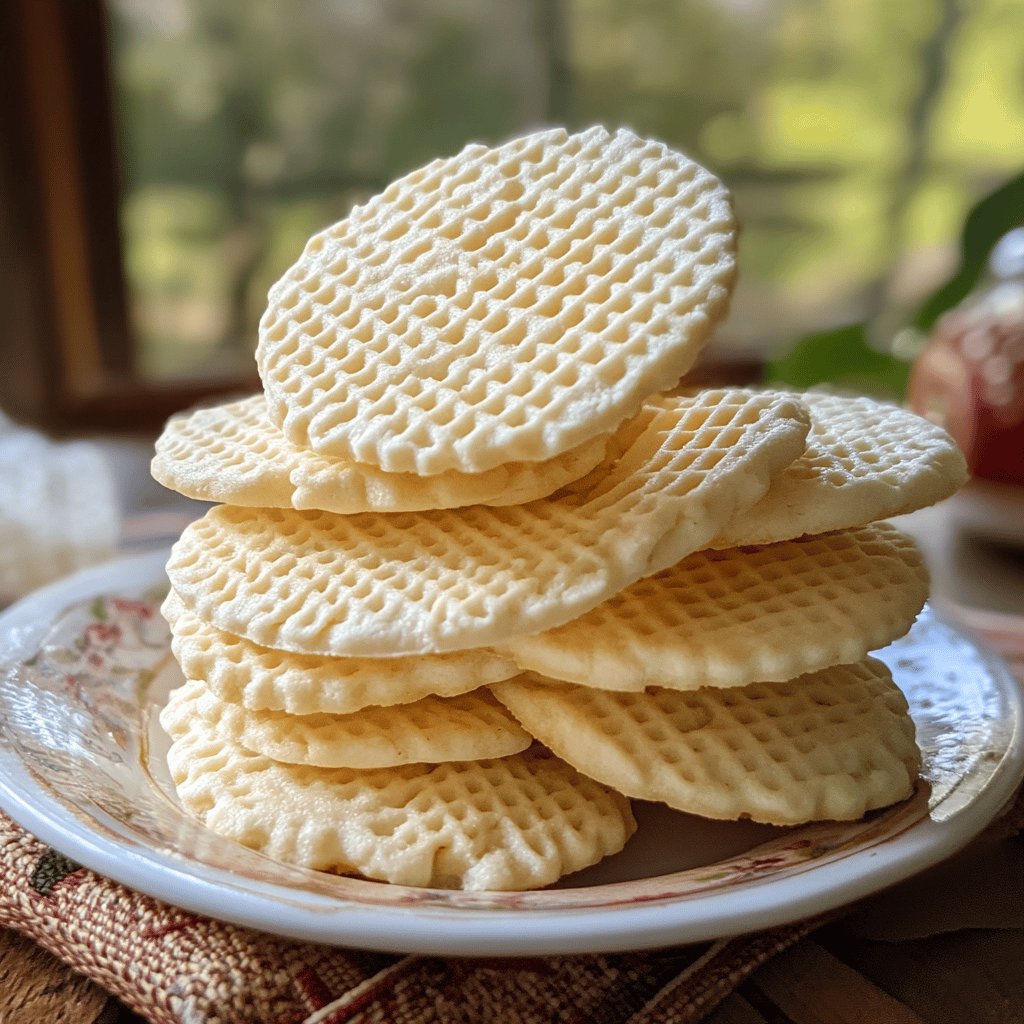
(153, 126, 967, 892)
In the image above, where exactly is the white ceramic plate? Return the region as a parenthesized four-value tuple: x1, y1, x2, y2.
(0, 552, 1021, 956)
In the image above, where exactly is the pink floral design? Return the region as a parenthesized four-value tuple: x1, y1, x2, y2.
(111, 597, 155, 620)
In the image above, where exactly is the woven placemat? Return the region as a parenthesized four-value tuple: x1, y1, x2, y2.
(0, 808, 836, 1024)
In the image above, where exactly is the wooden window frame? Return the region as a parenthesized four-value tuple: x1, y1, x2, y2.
(1, 0, 255, 431)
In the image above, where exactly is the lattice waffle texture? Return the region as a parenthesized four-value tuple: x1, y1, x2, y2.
(256, 126, 737, 475)
(162, 592, 518, 715)
(499, 523, 928, 691)
(712, 391, 968, 546)
(492, 660, 920, 825)
(162, 715, 636, 890)
(165, 390, 810, 656)
(152, 395, 609, 512)
(164, 678, 531, 768)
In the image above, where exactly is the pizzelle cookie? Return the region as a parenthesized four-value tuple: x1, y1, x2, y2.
(499, 523, 928, 691)
(492, 660, 920, 825)
(712, 391, 968, 546)
(162, 591, 518, 715)
(163, 718, 636, 890)
(152, 395, 608, 512)
(257, 126, 737, 475)
(166, 389, 810, 656)
(164, 678, 531, 768)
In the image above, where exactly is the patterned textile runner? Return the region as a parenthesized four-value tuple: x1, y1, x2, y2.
(0, 808, 842, 1024)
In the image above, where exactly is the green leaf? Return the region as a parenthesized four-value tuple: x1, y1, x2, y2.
(770, 170, 1024, 401)
(765, 322, 910, 398)
(913, 169, 1024, 332)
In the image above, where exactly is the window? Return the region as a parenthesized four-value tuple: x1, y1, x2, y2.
(4, 0, 1023, 427)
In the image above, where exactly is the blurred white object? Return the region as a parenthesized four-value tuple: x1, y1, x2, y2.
(0, 411, 119, 601)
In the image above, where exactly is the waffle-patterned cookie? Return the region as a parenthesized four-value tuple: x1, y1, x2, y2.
(162, 592, 518, 715)
(166, 678, 530, 768)
(152, 395, 608, 512)
(713, 391, 968, 546)
(166, 390, 810, 656)
(163, 718, 636, 890)
(500, 523, 928, 691)
(493, 660, 920, 825)
(257, 126, 736, 475)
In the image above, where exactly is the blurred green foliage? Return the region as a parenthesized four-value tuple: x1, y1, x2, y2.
(107, 0, 1024, 381)
(913, 169, 1024, 331)
(766, 322, 912, 397)
(767, 168, 1024, 397)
